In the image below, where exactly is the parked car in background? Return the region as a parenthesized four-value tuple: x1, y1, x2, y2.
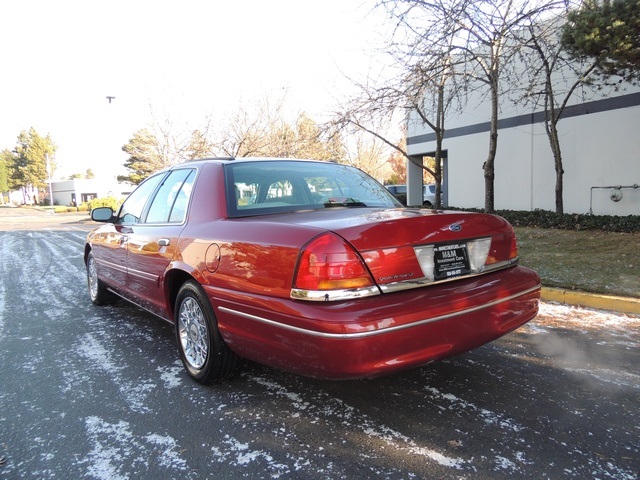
(423, 183, 436, 206)
(385, 183, 438, 206)
(85, 158, 540, 384)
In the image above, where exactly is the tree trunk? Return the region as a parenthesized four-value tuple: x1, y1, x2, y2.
(434, 83, 445, 209)
(435, 135, 443, 209)
(484, 78, 499, 213)
(548, 121, 564, 214)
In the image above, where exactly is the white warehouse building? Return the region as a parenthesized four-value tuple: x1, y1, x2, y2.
(406, 76, 640, 216)
(51, 178, 133, 207)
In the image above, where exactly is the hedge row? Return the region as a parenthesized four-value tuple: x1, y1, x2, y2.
(448, 207, 640, 233)
(53, 205, 89, 213)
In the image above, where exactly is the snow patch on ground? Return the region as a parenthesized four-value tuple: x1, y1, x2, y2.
(0, 278, 5, 333)
(83, 417, 132, 480)
(529, 302, 640, 391)
(250, 375, 467, 470)
(537, 302, 640, 328)
(157, 361, 184, 389)
(211, 435, 288, 472)
(144, 433, 187, 470)
(81, 416, 188, 479)
(76, 333, 154, 413)
(426, 387, 525, 433)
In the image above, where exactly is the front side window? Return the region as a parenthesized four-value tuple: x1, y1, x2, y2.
(145, 169, 196, 224)
(226, 160, 401, 218)
(117, 173, 165, 224)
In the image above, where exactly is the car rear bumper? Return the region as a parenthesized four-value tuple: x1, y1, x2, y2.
(209, 265, 541, 379)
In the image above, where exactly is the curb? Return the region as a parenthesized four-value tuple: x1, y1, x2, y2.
(541, 287, 640, 316)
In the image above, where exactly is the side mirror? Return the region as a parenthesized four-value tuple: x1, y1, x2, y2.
(91, 207, 115, 222)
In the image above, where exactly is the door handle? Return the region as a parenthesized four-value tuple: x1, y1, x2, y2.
(158, 238, 170, 247)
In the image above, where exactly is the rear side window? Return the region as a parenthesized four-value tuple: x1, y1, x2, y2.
(145, 169, 196, 224)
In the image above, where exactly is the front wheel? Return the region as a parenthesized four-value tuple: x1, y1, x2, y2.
(86, 251, 114, 306)
(175, 281, 241, 384)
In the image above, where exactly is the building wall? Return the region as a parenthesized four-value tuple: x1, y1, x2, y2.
(407, 85, 640, 215)
(51, 178, 133, 206)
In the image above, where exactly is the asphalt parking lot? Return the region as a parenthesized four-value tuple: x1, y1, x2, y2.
(1, 208, 638, 479)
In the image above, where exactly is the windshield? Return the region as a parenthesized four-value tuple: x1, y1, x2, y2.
(225, 160, 402, 218)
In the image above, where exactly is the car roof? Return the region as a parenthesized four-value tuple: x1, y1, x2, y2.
(183, 157, 334, 166)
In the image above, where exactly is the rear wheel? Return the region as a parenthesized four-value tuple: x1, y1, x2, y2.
(175, 281, 241, 384)
(86, 251, 114, 306)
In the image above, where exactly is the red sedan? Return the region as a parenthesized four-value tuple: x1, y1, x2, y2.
(85, 158, 540, 383)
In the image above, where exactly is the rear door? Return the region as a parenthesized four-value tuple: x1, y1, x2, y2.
(124, 168, 196, 317)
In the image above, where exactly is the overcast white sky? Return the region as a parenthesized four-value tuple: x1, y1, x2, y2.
(0, 0, 389, 179)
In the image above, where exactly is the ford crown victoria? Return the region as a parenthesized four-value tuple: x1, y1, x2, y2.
(85, 158, 541, 384)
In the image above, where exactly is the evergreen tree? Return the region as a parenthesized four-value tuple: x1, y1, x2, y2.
(0, 149, 12, 204)
(562, 0, 640, 82)
(11, 128, 56, 203)
(119, 129, 169, 185)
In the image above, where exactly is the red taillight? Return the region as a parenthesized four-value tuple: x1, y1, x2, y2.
(509, 227, 519, 259)
(294, 233, 375, 291)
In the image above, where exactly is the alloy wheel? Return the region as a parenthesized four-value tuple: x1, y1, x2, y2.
(178, 296, 209, 369)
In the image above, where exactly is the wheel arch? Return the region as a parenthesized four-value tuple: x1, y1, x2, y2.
(164, 268, 200, 320)
(84, 244, 92, 265)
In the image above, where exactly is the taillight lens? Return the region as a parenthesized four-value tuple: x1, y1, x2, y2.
(509, 226, 519, 260)
(294, 233, 374, 290)
(468, 237, 492, 271)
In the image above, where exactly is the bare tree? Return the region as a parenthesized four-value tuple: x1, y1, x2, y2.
(120, 109, 216, 184)
(330, 54, 458, 208)
(515, 12, 600, 214)
(214, 96, 347, 161)
(215, 97, 282, 157)
(379, 0, 566, 212)
(340, 128, 395, 181)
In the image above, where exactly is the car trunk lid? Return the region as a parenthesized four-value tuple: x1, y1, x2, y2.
(290, 207, 518, 288)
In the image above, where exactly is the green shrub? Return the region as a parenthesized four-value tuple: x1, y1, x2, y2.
(87, 196, 122, 213)
(66, 206, 78, 212)
(447, 207, 640, 233)
(77, 204, 89, 212)
(54, 206, 68, 214)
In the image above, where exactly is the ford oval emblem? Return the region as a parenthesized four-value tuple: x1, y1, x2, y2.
(449, 223, 462, 232)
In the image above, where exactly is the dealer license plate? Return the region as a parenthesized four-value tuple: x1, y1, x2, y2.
(434, 243, 470, 280)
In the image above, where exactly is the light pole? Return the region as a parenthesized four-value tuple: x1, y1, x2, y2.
(106, 96, 117, 190)
(46, 154, 54, 208)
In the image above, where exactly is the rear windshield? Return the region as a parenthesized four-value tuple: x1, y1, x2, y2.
(225, 160, 401, 218)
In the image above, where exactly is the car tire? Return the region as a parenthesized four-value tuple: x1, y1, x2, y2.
(86, 251, 114, 306)
(175, 281, 241, 384)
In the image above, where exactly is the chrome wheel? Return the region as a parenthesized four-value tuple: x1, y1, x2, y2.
(178, 296, 209, 370)
(175, 281, 241, 384)
(87, 255, 99, 301)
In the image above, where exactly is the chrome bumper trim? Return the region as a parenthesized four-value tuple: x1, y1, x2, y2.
(218, 284, 540, 340)
(290, 285, 380, 302)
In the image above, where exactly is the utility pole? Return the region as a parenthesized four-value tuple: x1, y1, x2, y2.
(106, 95, 118, 188)
(46, 154, 54, 208)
